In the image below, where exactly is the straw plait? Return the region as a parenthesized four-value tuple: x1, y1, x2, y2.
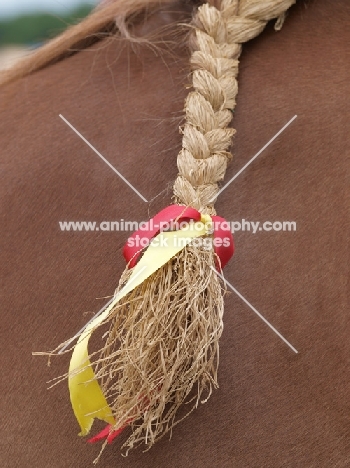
(36, 0, 297, 460)
(174, 0, 295, 214)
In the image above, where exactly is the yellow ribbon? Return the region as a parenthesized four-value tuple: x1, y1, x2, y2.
(69, 215, 212, 436)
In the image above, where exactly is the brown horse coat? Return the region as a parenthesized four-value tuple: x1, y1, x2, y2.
(1, 0, 349, 466)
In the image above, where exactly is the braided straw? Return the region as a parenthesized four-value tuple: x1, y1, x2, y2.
(39, 0, 298, 460)
(174, 0, 295, 214)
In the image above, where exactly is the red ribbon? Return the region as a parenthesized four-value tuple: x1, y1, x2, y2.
(89, 205, 234, 444)
(88, 424, 126, 445)
(123, 204, 234, 269)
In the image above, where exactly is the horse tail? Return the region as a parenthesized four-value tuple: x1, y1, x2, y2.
(174, 0, 296, 212)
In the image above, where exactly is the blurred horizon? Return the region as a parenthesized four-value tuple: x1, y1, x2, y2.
(0, 0, 97, 19)
(0, 1, 97, 49)
(0, 0, 98, 69)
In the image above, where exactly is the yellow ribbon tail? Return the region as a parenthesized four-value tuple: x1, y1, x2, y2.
(68, 216, 211, 436)
(69, 349, 115, 436)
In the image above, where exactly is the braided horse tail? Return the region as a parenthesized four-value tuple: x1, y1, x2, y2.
(174, 0, 295, 214)
(20, 0, 295, 459)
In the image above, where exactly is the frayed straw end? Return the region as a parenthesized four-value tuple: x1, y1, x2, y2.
(91, 243, 225, 453)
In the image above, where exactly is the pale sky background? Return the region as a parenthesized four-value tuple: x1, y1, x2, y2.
(0, 0, 97, 18)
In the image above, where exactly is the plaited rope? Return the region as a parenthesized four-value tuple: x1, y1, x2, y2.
(37, 0, 298, 459)
(173, 0, 295, 214)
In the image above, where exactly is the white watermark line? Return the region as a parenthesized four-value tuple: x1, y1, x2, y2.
(59, 114, 148, 203)
(211, 267, 298, 354)
(58, 265, 147, 354)
(58, 219, 297, 234)
(210, 115, 298, 202)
